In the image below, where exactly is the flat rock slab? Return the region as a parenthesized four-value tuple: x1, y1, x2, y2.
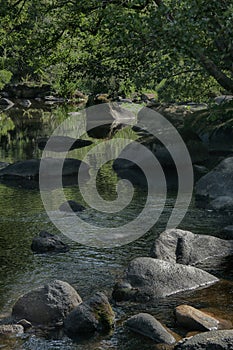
(12, 280, 82, 325)
(113, 257, 218, 301)
(0, 158, 89, 179)
(151, 229, 233, 266)
(175, 305, 232, 332)
(125, 313, 176, 344)
(37, 136, 92, 152)
(174, 330, 233, 349)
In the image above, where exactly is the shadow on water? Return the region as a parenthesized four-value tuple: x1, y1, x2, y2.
(0, 105, 233, 349)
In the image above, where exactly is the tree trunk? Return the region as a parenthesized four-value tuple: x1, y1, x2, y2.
(196, 53, 233, 93)
(154, 0, 233, 93)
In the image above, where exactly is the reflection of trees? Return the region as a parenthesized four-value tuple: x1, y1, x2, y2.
(0, 113, 15, 136)
(0, 105, 82, 161)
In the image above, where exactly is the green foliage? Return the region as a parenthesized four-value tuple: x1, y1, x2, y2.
(0, 0, 232, 98)
(0, 113, 15, 136)
(0, 69, 12, 89)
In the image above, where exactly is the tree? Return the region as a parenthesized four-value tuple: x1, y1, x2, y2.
(0, 0, 232, 99)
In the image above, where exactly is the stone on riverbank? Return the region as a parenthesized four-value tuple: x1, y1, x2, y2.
(151, 229, 233, 266)
(125, 313, 176, 344)
(175, 305, 232, 332)
(195, 157, 233, 208)
(31, 231, 69, 253)
(0, 324, 24, 336)
(37, 136, 92, 152)
(0, 97, 14, 107)
(64, 292, 115, 338)
(0, 158, 89, 179)
(222, 226, 233, 239)
(174, 330, 233, 349)
(112, 257, 218, 301)
(209, 196, 233, 211)
(12, 280, 82, 325)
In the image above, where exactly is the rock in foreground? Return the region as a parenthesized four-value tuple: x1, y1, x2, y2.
(12, 280, 82, 325)
(151, 229, 233, 266)
(175, 305, 232, 331)
(64, 292, 115, 338)
(113, 257, 218, 301)
(31, 231, 69, 253)
(125, 313, 176, 344)
(174, 330, 233, 349)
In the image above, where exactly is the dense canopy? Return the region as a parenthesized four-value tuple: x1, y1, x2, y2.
(0, 0, 232, 100)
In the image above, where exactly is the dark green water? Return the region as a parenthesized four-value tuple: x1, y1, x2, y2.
(0, 105, 232, 350)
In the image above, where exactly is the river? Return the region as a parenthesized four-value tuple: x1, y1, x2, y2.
(0, 104, 232, 349)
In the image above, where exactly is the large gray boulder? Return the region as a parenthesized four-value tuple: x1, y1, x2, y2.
(174, 330, 233, 350)
(151, 229, 233, 266)
(64, 292, 115, 338)
(125, 313, 176, 344)
(195, 157, 233, 206)
(112, 257, 218, 301)
(0, 158, 89, 179)
(12, 280, 82, 325)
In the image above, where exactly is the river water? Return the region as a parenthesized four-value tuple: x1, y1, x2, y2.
(0, 104, 232, 350)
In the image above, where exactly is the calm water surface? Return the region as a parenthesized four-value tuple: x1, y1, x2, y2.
(0, 105, 232, 350)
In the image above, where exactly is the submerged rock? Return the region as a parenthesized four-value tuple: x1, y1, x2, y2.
(112, 257, 218, 301)
(125, 313, 176, 344)
(150, 229, 233, 266)
(12, 280, 82, 325)
(31, 231, 69, 253)
(112, 281, 137, 302)
(59, 200, 85, 213)
(64, 292, 115, 338)
(174, 329, 233, 349)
